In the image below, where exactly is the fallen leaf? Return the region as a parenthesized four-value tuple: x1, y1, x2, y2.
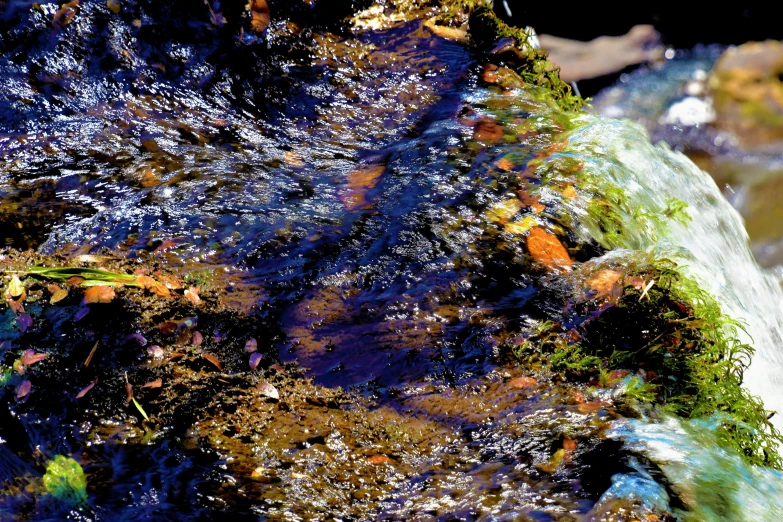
(504, 216, 536, 235)
(249, 0, 270, 33)
(8, 276, 24, 297)
(290, 472, 310, 480)
(158, 321, 178, 334)
(563, 435, 578, 451)
(18, 313, 32, 333)
(245, 338, 257, 353)
(83, 285, 115, 304)
(191, 331, 203, 346)
(50, 288, 68, 304)
(340, 164, 385, 211)
(125, 380, 133, 404)
(562, 185, 577, 198)
(249, 352, 263, 369)
(53, 0, 79, 29)
(84, 341, 99, 367)
(486, 198, 523, 224)
(131, 397, 149, 420)
(482, 64, 499, 83)
(106, 0, 120, 13)
(495, 157, 515, 171)
(184, 286, 201, 305)
(535, 448, 565, 474)
(154, 272, 183, 290)
(21, 350, 47, 366)
(526, 227, 573, 272)
(423, 17, 468, 42)
(16, 380, 31, 400)
(509, 376, 537, 389)
(587, 270, 622, 296)
(203, 353, 222, 371)
(66, 276, 85, 285)
(147, 345, 165, 359)
(127, 333, 147, 346)
(141, 378, 162, 389)
(257, 382, 279, 400)
(473, 118, 503, 143)
(74, 307, 90, 322)
(366, 455, 393, 465)
(76, 379, 97, 399)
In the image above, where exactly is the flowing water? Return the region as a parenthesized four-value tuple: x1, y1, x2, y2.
(2, 1, 783, 520)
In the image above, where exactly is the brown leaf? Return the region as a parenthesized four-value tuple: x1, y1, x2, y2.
(84, 285, 115, 304)
(203, 353, 222, 371)
(52, 0, 79, 29)
(366, 455, 393, 465)
(158, 321, 179, 334)
(76, 379, 97, 399)
(141, 378, 162, 389)
(66, 276, 85, 285)
(526, 227, 573, 272)
(509, 376, 537, 389)
(340, 164, 385, 211)
(84, 341, 99, 367)
(249, 0, 270, 33)
(184, 286, 201, 305)
(21, 350, 47, 366)
(257, 382, 279, 400)
(588, 270, 622, 296)
(423, 18, 468, 42)
(125, 380, 133, 404)
(50, 288, 69, 304)
(154, 272, 183, 290)
(106, 0, 120, 13)
(473, 118, 503, 143)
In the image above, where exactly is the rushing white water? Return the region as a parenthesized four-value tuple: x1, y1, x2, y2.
(611, 416, 783, 521)
(558, 116, 783, 430)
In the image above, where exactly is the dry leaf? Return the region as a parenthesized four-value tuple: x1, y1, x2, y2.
(76, 379, 97, 399)
(366, 455, 393, 465)
(106, 0, 120, 13)
(66, 276, 85, 285)
(249, 0, 270, 33)
(7, 276, 24, 298)
(21, 350, 47, 366)
(53, 0, 79, 29)
(16, 380, 31, 400)
(84, 285, 115, 304)
(84, 341, 99, 367)
(184, 286, 201, 305)
(562, 185, 577, 198)
(587, 270, 622, 296)
(526, 227, 573, 272)
(257, 382, 279, 400)
(203, 353, 222, 371)
(423, 18, 468, 42)
(50, 288, 68, 304)
(509, 376, 537, 389)
(141, 378, 162, 389)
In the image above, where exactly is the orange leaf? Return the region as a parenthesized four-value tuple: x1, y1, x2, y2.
(203, 353, 222, 371)
(250, 0, 270, 32)
(526, 227, 573, 272)
(83, 285, 115, 304)
(184, 286, 201, 305)
(66, 276, 85, 285)
(141, 378, 162, 389)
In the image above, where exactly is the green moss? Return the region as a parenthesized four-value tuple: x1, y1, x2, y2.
(514, 257, 782, 468)
(43, 455, 88, 504)
(437, 1, 585, 112)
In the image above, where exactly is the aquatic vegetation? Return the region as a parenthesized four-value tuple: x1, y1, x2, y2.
(42, 455, 87, 505)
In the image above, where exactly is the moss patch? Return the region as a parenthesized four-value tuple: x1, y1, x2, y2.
(513, 255, 782, 468)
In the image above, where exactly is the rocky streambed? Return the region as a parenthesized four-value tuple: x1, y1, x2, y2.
(0, 1, 781, 520)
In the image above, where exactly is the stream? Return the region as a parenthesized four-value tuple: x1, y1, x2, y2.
(1, 1, 782, 520)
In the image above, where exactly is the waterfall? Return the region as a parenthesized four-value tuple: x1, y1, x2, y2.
(559, 116, 783, 430)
